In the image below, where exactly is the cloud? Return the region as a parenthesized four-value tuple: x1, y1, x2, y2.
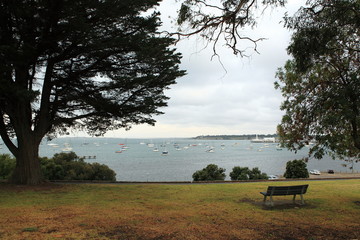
(104, 0, 306, 138)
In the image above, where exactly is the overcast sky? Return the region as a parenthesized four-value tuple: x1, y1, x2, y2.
(102, 0, 306, 139)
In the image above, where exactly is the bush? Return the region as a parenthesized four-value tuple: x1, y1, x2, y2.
(0, 154, 16, 179)
(91, 162, 118, 181)
(284, 159, 309, 178)
(40, 157, 66, 180)
(192, 164, 226, 181)
(1, 152, 116, 181)
(43, 152, 116, 181)
(229, 166, 250, 180)
(229, 166, 268, 180)
(248, 167, 268, 180)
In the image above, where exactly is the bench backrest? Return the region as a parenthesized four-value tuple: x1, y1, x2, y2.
(266, 185, 308, 196)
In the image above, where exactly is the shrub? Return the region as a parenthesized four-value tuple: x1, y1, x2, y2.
(1, 152, 116, 181)
(248, 167, 268, 180)
(0, 154, 16, 179)
(46, 152, 116, 181)
(284, 159, 309, 178)
(229, 166, 250, 180)
(40, 157, 66, 180)
(230, 166, 268, 180)
(192, 164, 226, 181)
(91, 162, 117, 181)
(53, 152, 79, 164)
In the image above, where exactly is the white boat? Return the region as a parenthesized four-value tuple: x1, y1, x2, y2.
(62, 143, 72, 152)
(47, 143, 59, 148)
(62, 147, 73, 152)
(251, 135, 276, 143)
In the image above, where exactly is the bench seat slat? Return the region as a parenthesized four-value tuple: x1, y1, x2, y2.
(266, 185, 308, 196)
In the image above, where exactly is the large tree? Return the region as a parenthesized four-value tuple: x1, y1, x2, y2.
(0, 0, 185, 184)
(275, 0, 360, 160)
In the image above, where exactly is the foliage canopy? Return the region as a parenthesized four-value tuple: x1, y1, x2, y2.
(275, 0, 360, 159)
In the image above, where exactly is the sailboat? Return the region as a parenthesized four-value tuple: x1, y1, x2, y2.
(161, 145, 168, 155)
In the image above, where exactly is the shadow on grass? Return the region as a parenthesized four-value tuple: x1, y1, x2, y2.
(237, 197, 318, 210)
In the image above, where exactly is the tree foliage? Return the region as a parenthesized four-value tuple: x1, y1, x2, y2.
(0, 0, 185, 184)
(40, 152, 116, 181)
(0, 153, 116, 181)
(0, 154, 16, 180)
(174, 0, 286, 56)
(283, 159, 309, 179)
(229, 166, 268, 180)
(275, 0, 360, 159)
(192, 164, 226, 181)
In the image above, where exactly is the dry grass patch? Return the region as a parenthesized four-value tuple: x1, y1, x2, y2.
(0, 180, 359, 240)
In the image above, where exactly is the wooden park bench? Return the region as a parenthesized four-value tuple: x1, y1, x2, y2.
(260, 184, 309, 206)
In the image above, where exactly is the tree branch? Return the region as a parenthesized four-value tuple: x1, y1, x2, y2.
(0, 112, 18, 155)
(169, 0, 279, 57)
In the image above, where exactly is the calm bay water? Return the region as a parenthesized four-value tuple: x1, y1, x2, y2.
(0, 137, 357, 181)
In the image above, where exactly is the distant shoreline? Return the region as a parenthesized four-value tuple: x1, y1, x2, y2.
(193, 134, 278, 140)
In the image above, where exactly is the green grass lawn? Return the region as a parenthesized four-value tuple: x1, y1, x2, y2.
(0, 180, 359, 240)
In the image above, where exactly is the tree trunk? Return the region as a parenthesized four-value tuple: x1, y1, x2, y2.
(10, 138, 43, 185)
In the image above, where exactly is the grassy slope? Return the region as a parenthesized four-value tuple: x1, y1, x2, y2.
(0, 180, 359, 240)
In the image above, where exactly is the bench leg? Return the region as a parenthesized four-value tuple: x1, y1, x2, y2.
(300, 194, 304, 205)
(293, 194, 296, 204)
(270, 195, 274, 207)
(263, 195, 267, 203)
